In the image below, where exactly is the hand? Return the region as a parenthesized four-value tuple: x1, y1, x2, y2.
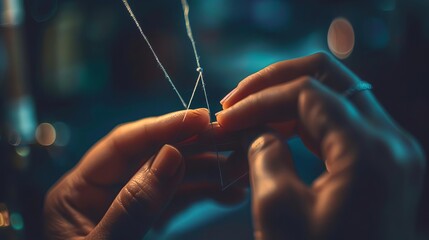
(44, 109, 245, 240)
(216, 52, 426, 239)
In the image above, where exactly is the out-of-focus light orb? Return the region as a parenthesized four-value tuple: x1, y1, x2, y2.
(53, 122, 71, 146)
(327, 17, 355, 59)
(15, 146, 30, 157)
(0, 0, 24, 26)
(35, 123, 56, 146)
(8, 131, 21, 146)
(0, 203, 10, 228)
(10, 212, 24, 231)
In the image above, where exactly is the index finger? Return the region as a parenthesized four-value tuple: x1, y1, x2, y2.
(77, 108, 210, 185)
(221, 52, 355, 109)
(221, 52, 394, 129)
(217, 77, 368, 171)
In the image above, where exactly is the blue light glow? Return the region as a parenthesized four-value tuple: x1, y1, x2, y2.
(10, 212, 24, 231)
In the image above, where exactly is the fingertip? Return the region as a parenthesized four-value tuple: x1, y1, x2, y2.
(187, 108, 210, 124)
(162, 144, 183, 160)
(221, 100, 234, 110)
(220, 88, 239, 108)
(215, 111, 230, 131)
(215, 110, 224, 122)
(215, 108, 238, 131)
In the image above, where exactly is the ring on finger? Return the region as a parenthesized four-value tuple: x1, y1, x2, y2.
(342, 81, 373, 98)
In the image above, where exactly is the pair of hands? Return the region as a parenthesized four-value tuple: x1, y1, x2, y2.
(44, 53, 426, 239)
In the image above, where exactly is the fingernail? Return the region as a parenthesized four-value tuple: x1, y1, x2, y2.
(196, 108, 209, 114)
(151, 145, 183, 181)
(220, 88, 238, 105)
(215, 111, 225, 120)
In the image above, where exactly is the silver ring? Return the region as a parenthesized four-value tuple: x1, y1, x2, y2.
(342, 81, 372, 98)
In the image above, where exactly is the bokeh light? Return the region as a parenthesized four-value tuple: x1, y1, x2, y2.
(10, 212, 24, 231)
(15, 146, 30, 157)
(8, 131, 21, 146)
(35, 123, 56, 146)
(0, 203, 10, 228)
(327, 17, 355, 59)
(0, 0, 24, 26)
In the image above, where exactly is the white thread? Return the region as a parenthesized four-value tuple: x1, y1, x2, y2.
(182, 72, 202, 121)
(122, 0, 187, 108)
(181, 0, 211, 116)
(181, 0, 202, 69)
(180, 0, 227, 188)
(123, 0, 246, 191)
(222, 172, 248, 191)
(181, 0, 246, 191)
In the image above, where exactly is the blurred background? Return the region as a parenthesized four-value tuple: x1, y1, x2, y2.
(0, 0, 429, 239)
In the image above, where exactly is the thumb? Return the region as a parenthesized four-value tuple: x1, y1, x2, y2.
(246, 133, 312, 240)
(88, 144, 184, 240)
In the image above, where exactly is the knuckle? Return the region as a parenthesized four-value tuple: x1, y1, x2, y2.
(261, 64, 278, 77)
(112, 123, 127, 136)
(245, 91, 272, 116)
(311, 51, 335, 78)
(298, 76, 319, 92)
(298, 88, 318, 111)
(364, 132, 401, 168)
(370, 133, 395, 158)
(109, 123, 133, 158)
(299, 75, 315, 85)
(110, 123, 132, 145)
(313, 51, 332, 66)
(298, 85, 344, 128)
(117, 171, 163, 218)
(252, 64, 278, 83)
(363, 130, 426, 184)
(322, 130, 360, 166)
(296, 77, 319, 107)
(364, 137, 396, 176)
(398, 133, 426, 177)
(401, 133, 425, 158)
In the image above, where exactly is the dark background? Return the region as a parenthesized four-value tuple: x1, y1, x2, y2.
(0, 0, 428, 239)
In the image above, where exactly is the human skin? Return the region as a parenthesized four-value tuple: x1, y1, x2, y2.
(44, 52, 426, 240)
(44, 109, 245, 240)
(216, 52, 426, 240)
